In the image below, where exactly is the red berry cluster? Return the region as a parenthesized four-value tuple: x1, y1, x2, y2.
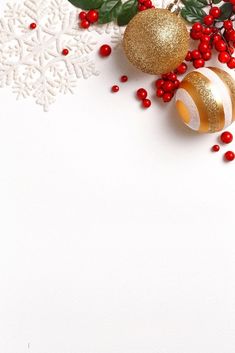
(136, 88, 151, 108)
(155, 71, 181, 103)
(137, 0, 155, 12)
(212, 131, 235, 162)
(79, 10, 99, 29)
(190, 5, 235, 69)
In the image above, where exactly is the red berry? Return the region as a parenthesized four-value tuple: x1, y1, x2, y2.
(212, 144, 220, 152)
(227, 57, 235, 68)
(185, 51, 192, 61)
(86, 10, 99, 23)
(138, 4, 147, 11)
(215, 40, 227, 52)
(163, 92, 173, 102)
(191, 49, 202, 59)
(173, 79, 180, 89)
(218, 51, 231, 63)
(190, 30, 203, 40)
(136, 88, 147, 100)
(29, 22, 37, 30)
(111, 85, 119, 93)
(209, 7, 221, 19)
(203, 15, 214, 26)
(120, 75, 128, 82)
(156, 88, 164, 97)
(80, 19, 90, 29)
(203, 27, 213, 35)
(193, 58, 205, 68)
(203, 51, 212, 61)
(156, 79, 165, 88)
(99, 44, 112, 57)
(192, 22, 203, 32)
(142, 98, 151, 108)
(163, 80, 174, 92)
(224, 20, 233, 30)
(224, 151, 235, 161)
(201, 34, 211, 43)
(62, 48, 69, 56)
(221, 131, 233, 144)
(213, 34, 222, 43)
(168, 72, 177, 81)
(199, 42, 209, 53)
(228, 30, 235, 42)
(79, 11, 87, 20)
(176, 63, 187, 74)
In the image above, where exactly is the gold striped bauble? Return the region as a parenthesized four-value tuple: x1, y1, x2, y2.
(123, 9, 190, 75)
(175, 67, 235, 133)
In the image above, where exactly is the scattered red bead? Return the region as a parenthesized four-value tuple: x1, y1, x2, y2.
(99, 44, 112, 57)
(142, 98, 151, 108)
(111, 85, 119, 93)
(79, 11, 87, 20)
(62, 48, 69, 56)
(29, 23, 37, 30)
(212, 144, 220, 152)
(80, 19, 90, 29)
(221, 131, 233, 144)
(224, 151, 235, 162)
(136, 88, 147, 100)
(120, 75, 128, 83)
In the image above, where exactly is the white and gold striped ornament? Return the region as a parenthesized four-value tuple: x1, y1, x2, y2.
(175, 67, 235, 133)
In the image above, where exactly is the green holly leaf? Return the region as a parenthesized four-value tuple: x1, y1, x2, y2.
(67, 0, 103, 10)
(98, 0, 122, 24)
(217, 2, 233, 21)
(181, 5, 207, 23)
(181, 0, 208, 8)
(117, 0, 138, 26)
(212, 0, 222, 4)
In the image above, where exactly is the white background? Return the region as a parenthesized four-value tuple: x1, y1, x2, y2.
(1, 1, 235, 353)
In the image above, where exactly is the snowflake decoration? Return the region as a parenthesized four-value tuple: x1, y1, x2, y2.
(0, 0, 99, 111)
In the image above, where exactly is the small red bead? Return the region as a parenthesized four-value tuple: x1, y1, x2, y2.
(227, 57, 235, 69)
(142, 98, 151, 108)
(221, 131, 233, 144)
(62, 48, 69, 56)
(136, 88, 147, 100)
(185, 51, 192, 61)
(192, 22, 203, 32)
(80, 19, 90, 29)
(99, 44, 112, 57)
(215, 40, 227, 52)
(79, 11, 87, 20)
(224, 151, 235, 161)
(212, 144, 220, 152)
(29, 23, 37, 30)
(120, 75, 128, 83)
(111, 85, 119, 93)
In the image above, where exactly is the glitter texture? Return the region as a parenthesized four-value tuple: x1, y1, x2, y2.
(123, 9, 189, 75)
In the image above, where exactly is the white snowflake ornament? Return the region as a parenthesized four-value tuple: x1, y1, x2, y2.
(0, 0, 99, 111)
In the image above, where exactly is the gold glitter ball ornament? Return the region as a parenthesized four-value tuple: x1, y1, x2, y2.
(123, 9, 190, 75)
(175, 67, 235, 133)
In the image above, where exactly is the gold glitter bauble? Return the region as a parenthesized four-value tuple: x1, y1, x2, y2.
(123, 9, 190, 75)
(175, 67, 235, 133)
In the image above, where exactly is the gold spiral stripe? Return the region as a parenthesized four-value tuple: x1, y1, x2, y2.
(209, 67, 235, 122)
(180, 72, 225, 133)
